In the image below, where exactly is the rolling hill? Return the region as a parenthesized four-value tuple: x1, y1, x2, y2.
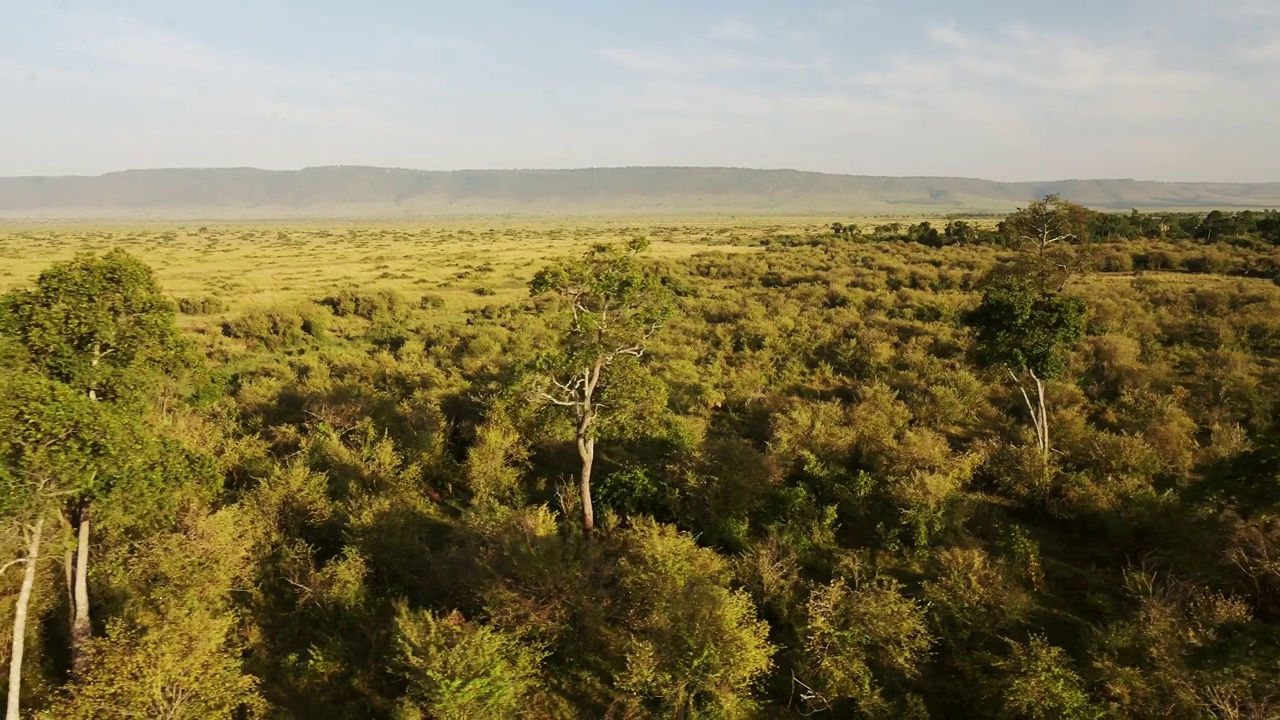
(1, 166, 1278, 219)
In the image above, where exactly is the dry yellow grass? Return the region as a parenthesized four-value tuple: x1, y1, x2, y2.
(0, 215, 997, 329)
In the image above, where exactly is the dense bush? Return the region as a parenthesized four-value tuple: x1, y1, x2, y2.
(8, 207, 1280, 718)
(320, 287, 410, 320)
(221, 303, 327, 349)
(176, 295, 229, 315)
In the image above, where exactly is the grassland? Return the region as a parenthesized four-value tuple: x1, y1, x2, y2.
(0, 216, 954, 323)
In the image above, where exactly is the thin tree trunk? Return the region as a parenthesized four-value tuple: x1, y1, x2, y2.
(63, 514, 73, 635)
(88, 344, 100, 402)
(1010, 368, 1051, 460)
(7, 517, 43, 720)
(70, 514, 90, 678)
(577, 433, 595, 540)
(576, 359, 603, 541)
(1011, 369, 1043, 453)
(1034, 374, 1049, 458)
(63, 549, 73, 613)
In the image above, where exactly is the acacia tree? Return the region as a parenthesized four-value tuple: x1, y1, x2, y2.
(528, 239, 673, 539)
(998, 194, 1094, 292)
(0, 249, 182, 677)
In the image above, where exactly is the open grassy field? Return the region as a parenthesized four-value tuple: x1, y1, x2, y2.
(0, 216, 963, 320)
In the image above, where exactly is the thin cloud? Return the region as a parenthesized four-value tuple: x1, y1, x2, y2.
(1210, 0, 1280, 18)
(3, 6, 464, 132)
(599, 48, 691, 75)
(708, 17, 763, 43)
(600, 46, 818, 77)
(860, 23, 1215, 110)
(1, 1, 1277, 181)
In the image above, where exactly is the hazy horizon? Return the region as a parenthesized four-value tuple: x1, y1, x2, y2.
(2, 1, 1278, 183)
(5, 164, 1280, 185)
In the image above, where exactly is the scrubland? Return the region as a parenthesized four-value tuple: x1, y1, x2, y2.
(5, 207, 1280, 718)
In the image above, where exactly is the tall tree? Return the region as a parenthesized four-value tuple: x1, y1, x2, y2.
(968, 278, 1085, 459)
(528, 239, 673, 538)
(0, 250, 183, 676)
(1, 374, 112, 718)
(999, 194, 1094, 292)
(971, 196, 1092, 461)
(0, 248, 182, 404)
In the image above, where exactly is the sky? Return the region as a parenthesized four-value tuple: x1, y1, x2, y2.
(1, 0, 1277, 182)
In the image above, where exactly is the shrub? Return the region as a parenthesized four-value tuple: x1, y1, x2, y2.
(419, 294, 446, 310)
(998, 636, 1097, 719)
(392, 606, 544, 720)
(464, 417, 529, 506)
(609, 519, 775, 718)
(176, 296, 229, 315)
(320, 287, 409, 320)
(222, 304, 327, 349)
(797, 576, 933, 714)
(1095, 250, 1134, 273)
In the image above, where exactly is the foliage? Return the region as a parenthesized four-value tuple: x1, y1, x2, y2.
(997, 636, 1098, 720)
(0, 373, 110, 518)
(176, 296, 229, 315)
(8, 208, 1280, 716)
(797, 576, 933, 714)
(463, 415, 529, 506)
(999, 194, 1095, 292)
(528, 238, 674, 387)
(43, 508, 263, 719)
(968, 277, 1086, 380)
(392, 606, 543, 720)
(222, 303, 328, 349)
(609, 519, 775, 718)
(321, 287, 410, 321)
(0, 249, 182, 402)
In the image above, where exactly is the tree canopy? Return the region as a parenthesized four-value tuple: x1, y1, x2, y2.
(8, 207, 1280, 717)
(0, 249, 183, 403)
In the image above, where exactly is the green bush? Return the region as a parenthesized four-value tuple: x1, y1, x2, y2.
(392, 605, 544, 720)
(320, 287, 409, 320)
(221, 303, 327, 349)
(797, 576, 933, 715)
(609, 519, 775, 718)
(176, 296, 229, 315)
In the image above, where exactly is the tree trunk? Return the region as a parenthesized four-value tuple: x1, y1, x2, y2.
(63, 549, 73, 619)
(70, 514, 90, 678)
(62, 515, 73, 631)
(1010, 368, 1051, 460)
(7, 517, 43, 720)
(577, 433, 595, 540)
(88, 343, 100, 402)
(1034, 374, 1050, 458)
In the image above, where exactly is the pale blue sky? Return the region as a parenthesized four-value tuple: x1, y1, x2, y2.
(1, 0, 1277, 181)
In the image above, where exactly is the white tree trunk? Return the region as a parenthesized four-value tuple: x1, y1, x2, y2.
(70, 515, 90, 677)
(1034, 374, 1049, 458)
(577, 427, 596, 540)
(1010, 368, 1050, 458)
(6, 517, 43, 720)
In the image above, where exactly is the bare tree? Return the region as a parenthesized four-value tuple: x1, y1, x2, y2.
(1000, 194, 1094, 292)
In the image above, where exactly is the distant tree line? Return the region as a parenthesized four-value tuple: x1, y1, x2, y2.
(829, 207, 1280, 248)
